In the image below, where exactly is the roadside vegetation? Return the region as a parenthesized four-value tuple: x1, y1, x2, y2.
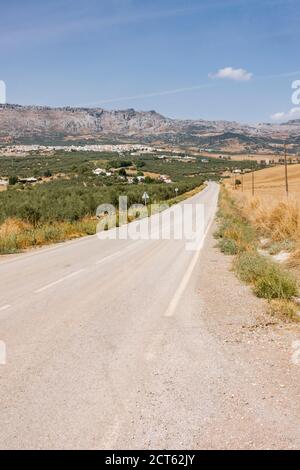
(0, 150, 255, 254)
(228, 164, 300, 265)
(0, 180, 203, 254)
(0, 217, 97, 254)
(215, 188, 300, 321)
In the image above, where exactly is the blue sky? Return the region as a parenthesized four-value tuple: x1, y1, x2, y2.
(0, 0, 299, 122)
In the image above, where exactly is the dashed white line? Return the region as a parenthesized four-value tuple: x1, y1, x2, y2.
(96, 250, 124, 266)
(96, 242, 143, 266)
(164, 204, 217, 318)
(0, 304, 11, 312)
(34, 269, 86, 294)
(34, 243, 142, 294)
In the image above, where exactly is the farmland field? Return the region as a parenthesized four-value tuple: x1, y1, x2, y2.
(226, 164, 300, 278)
(232, 163, 300, 200)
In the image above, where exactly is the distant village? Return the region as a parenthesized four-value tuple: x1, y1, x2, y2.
(0, 144, 158, 156)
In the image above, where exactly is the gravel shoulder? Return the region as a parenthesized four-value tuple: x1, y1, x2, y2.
(187, 222, 300, 449)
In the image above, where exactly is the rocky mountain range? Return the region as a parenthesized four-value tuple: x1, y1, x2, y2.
(0, 104, 299, 151)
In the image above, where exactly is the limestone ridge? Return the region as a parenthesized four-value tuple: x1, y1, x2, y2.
(0, 104, 299, 148)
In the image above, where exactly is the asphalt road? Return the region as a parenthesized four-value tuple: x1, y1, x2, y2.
(2, 181, 298, 450)
(0, 182, 219, 449)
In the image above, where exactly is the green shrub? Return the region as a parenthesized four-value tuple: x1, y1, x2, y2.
(254, 267, 298, 300)
(8, 175, 18, 186)
(234, 251, 268, 284)
(235, 251, 298, 300)
(44, 169, 52, 178)
(218, 238, 238, 255)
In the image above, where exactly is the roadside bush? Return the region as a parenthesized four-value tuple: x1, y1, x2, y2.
(234, 245, 298, 300)
(254, 267, 298, 300)
(218, 238, 238, 255)
(234, 251, 269, 284)
(215, 190, 255, 254)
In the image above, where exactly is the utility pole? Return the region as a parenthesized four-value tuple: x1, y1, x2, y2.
(284, 142, 289, 197)
(252, 161, 255, 197)
(241, 172, 244, 192)
(249, 153, 255, 197)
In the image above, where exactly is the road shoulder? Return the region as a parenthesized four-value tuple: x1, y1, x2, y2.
(191, 221, 300, 449)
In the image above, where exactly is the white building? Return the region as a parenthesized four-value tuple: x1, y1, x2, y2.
(93, 168, 106, 176)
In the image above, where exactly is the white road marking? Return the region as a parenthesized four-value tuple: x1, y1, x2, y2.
(96, 250, 125, 265)
(0, 304, 11, 312)
(164, 207, 216, 318)
(34, 270, 86, 294)
(96, 242, 143, 265)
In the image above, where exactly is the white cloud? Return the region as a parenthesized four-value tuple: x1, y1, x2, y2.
(271, 107, 300, 122)
(209, 67, 253, 81)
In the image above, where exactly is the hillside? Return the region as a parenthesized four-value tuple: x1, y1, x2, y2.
(0, 104, 300, 151)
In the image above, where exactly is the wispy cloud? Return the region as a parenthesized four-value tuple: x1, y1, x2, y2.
(209, 67, 253, 81)
(78, 84, 214, 107)
(258, 71, 300, 80)
(1, 0, 289, 49)
(0, 3, 225, 48)
(75, 68, 300, 108)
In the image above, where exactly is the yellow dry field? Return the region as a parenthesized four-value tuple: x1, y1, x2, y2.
(229, 164, 300, 201)
(225, 165, 300, 249)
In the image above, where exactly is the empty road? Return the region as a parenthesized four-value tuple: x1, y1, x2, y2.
(1, 181, 300, 450)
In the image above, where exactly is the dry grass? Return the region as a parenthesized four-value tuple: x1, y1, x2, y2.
(241, 198, 299, 242)
(268, 299, 300, 322)
(0, 217, 97, 254)
(226, 165, 300, 267)
(222, 165, 300, 318)
(232, 164, 300, 197)
(216, 187, 300, 319)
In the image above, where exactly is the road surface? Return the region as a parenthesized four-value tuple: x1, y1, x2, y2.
(1, 181, 300, 450)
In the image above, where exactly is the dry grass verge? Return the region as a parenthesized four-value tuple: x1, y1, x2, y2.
(0, 218, 97, 254)
(215, 188, 299, 321)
